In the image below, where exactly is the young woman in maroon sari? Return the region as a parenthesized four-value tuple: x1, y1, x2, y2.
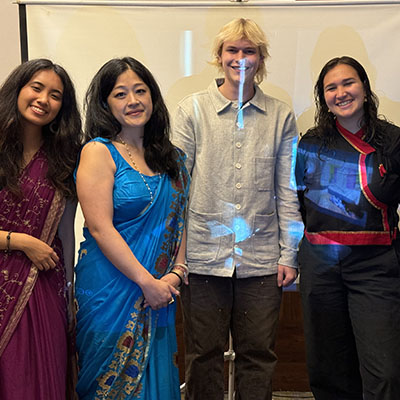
(0, 59, 82, 399)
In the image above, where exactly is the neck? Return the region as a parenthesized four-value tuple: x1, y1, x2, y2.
(337, 117, 363, 134)
(118, 129, 145, 150)
(21, 124, 43, 154)
(218, 80, 255, 103)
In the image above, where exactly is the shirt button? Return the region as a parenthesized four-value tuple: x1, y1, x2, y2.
(235, 204, 241, 210)
(236, 142, 242, 148)
(235, 183, 242, 189)
(235, 163, 242, 169)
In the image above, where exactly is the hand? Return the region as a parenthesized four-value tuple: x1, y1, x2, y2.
(21, 234, 59, 271)
(141, 277, 180, 310)
(161, 273, 182, 290)
(172, 263, 189, 285)
(277, 264, 298, 288)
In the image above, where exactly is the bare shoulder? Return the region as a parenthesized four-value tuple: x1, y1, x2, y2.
(79, 140, 115, 174)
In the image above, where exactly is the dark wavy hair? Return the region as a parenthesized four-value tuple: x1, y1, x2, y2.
(310, 56, 386, 150)
(84, 57, 179, 179)
(0, 58, 82, 198)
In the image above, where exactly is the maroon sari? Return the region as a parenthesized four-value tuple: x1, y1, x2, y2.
(0, 149, 68, 399)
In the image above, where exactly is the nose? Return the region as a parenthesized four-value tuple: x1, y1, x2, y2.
(127, 91, 139, 106)
(37, 91, 50, 105)
(336, 85, 346, 98)
(236, 51, 246, 62)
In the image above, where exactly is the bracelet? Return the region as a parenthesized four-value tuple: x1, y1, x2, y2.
(169, 270, 183, 287)
(174, 263, 188, 273)
(6, 231, 12, 254)
(173, 263, 188, 278)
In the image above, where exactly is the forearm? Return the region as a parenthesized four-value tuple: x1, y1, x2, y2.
(276, 140, 303, 266)
(175, 226, 187, 265)
(88, 224, 154, 289)
(1, 230, 36, 253)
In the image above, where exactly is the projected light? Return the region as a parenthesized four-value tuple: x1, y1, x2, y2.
(237, 58, 246, 130)
(180, 30, 193, 77)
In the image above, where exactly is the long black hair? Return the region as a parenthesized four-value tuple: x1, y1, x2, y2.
(85, 57, 179, 179)
(0, 58, 82, 198)
(310, 56, 386, 150)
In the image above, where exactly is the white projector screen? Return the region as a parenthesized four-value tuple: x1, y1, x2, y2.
(19, 0, 400, 252)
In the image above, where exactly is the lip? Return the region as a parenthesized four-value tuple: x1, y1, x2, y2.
(30, 105, 47, 115)
(126, 110, 143, 116)
(336, 99, 353, 108)
(232, 66, 248, 71)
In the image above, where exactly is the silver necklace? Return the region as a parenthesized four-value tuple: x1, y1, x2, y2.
(117, 135, 159, 203)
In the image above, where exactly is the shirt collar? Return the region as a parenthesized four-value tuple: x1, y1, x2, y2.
(208, 78, 266, 114)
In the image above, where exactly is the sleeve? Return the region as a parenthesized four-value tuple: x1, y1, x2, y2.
(171, 103, 196, 175)
(384, 124, 400, 175)
(295, 136, 307, 225)
(275, 110, 304, 268)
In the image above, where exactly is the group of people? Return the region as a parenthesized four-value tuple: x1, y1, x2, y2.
(0, 17, 399, 400)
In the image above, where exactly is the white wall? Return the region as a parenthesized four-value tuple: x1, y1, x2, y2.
(0, 1, 20, 84)
(4, 1, 400, 257)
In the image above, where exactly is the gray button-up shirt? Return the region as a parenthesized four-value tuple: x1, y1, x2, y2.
(172, 79, 303, 278)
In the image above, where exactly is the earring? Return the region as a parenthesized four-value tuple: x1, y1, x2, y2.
(49, 121, 58, 133)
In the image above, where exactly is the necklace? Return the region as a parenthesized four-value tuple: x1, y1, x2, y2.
(117, 135, 159, 203)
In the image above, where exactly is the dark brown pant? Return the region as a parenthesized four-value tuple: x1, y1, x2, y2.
(181, 273, 282, 400)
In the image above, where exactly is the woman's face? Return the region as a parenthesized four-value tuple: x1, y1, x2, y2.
(323, 64, 366, 129)
(107, 68, 153, 135)
(17, 69, 64, 128)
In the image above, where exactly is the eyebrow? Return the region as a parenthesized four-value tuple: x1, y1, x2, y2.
(112, 83, 146, 91)
(31, 80, 63, 95)
(226, 45, 257, 50)
(324, 77, 356, 88)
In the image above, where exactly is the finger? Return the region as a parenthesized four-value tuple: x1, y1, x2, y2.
(50, 251, 59, 263)
(277, 270, 283, 287)
(42, 262, 51, 271)
(34, 263, 44, 271)
(169, 285, 180, 296)
(282, 277, 291, 287)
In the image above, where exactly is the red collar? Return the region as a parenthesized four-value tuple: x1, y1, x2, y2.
(336, 120, 375, 154)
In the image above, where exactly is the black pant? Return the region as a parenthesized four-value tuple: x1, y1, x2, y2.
(181, 273, 282, 400)
(299, 238, 400, 400)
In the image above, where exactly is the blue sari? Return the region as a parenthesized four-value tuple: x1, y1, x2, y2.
(75, 138, 189, 399)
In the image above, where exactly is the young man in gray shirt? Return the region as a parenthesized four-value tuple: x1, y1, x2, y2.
(173, 18, 303, 400)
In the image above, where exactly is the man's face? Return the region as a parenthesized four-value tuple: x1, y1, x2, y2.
(218, 38, 262, 88)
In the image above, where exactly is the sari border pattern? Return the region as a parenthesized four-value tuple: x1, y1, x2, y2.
(0, 190, 65, 356)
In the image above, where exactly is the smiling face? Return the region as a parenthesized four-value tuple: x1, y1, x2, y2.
(218, 38, 262, 92)
(107, 68, 153, 136)
(17, 69, 64, 129)
(323, 63, 366, 131)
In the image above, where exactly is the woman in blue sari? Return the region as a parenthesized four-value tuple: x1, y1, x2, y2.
(75, 57, 189, 399)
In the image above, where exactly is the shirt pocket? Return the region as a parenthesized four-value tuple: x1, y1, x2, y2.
(254, 157, 275, 191)
(186, 209, 222, 263)
(251, 212, 279, 264)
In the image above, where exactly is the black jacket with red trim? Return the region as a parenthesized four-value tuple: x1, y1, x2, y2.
(296, 121, 400, 246)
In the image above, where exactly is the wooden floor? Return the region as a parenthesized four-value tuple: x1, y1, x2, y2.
(181, 391, 314, 400)
(176, 285, 310, 393)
